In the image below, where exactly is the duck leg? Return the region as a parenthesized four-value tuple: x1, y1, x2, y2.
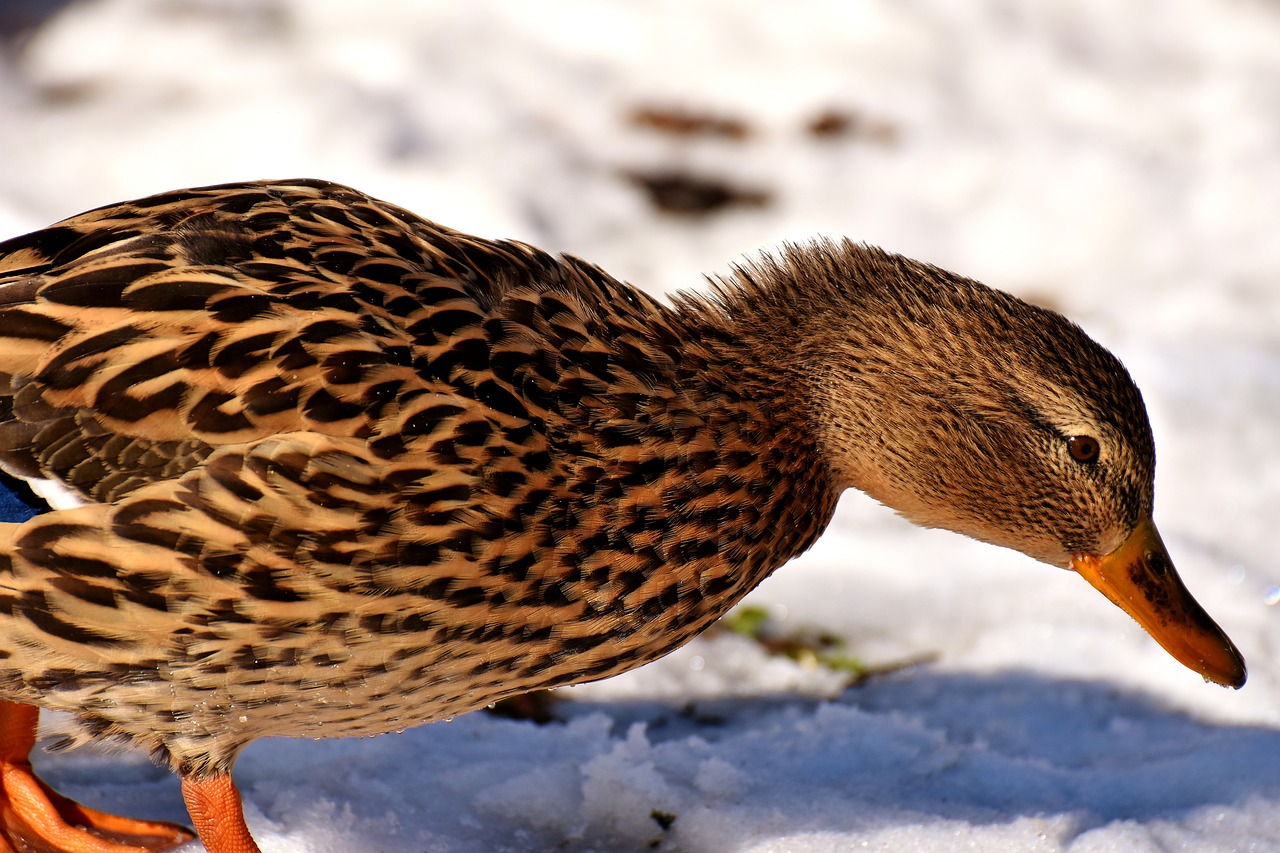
(0, 701, 195, 852)
(180, 774, 261, 853)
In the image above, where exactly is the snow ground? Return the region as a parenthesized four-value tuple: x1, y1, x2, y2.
(1, 0, 1279, 850)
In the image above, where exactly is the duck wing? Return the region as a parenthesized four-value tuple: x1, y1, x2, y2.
(0, 178, 557, 507)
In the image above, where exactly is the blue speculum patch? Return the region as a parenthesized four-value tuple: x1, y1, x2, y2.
(0, 471, 43, 522)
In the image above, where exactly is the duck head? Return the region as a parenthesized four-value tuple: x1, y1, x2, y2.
(730, 241, 1246, 688)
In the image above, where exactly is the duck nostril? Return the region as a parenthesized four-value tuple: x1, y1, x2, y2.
(1147, 550, 1169, 576)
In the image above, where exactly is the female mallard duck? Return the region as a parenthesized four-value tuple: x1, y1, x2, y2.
(0, 179, 1245, 852)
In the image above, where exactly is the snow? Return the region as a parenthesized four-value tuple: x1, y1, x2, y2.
(2, 0, 1279, 850)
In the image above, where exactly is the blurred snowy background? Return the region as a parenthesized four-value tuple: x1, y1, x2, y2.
(1, 0, 1279, 850)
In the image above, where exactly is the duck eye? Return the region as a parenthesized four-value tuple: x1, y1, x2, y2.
(1067, 435, 1100, 463)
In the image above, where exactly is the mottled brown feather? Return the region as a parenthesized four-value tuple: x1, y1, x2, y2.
(0, 181, 840, 777)
(0, 179, 1159, 786)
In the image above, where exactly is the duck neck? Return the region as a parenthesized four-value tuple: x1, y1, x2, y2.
(549, 303, 843, 665)
(691, 325, 844, 571)
(684, 260, 910, 512)
(635, 303, 845, 587)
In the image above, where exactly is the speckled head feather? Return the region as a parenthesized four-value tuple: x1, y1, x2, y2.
(694, 239, 1156, 566)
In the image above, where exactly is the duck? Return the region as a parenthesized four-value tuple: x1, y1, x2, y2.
(0, 178, 1245, 852)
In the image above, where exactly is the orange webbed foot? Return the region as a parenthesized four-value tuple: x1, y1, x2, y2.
(1, 701, 194, 852)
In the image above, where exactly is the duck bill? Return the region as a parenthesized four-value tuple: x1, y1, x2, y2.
(1071, 516, 1246, 689)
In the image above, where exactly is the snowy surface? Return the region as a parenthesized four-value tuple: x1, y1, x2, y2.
(2, 0, 1280, 850)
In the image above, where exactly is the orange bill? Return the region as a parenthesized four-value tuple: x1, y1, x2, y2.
(1071, 516, 1246, 688)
